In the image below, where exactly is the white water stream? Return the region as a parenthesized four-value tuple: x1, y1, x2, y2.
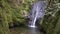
(28, 1, 46, 28)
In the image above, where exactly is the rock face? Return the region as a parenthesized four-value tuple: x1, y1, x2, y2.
(27, 1, 46, 28)
(29, 1, 46, 19)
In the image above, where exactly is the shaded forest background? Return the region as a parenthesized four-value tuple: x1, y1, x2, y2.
(0, 0, 60, 34)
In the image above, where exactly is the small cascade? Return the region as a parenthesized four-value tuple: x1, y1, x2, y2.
(27, 1, 46, 28)
(29, 6, 39, 28)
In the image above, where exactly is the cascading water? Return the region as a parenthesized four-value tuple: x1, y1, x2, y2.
(27, 1, 46, 28)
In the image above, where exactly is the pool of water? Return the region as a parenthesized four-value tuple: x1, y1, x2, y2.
(10, 26, 44, 34)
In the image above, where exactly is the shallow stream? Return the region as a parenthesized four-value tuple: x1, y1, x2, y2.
(10, 26, 44, 34)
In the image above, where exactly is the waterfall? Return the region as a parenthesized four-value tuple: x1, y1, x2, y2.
(27, 1, 46, 28)
(31, 6, 39, 27)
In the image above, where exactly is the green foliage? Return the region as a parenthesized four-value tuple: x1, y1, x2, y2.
(0, 0, 35, 34)
(0, 0, 60, 34)
(41, 0, 60, 34)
